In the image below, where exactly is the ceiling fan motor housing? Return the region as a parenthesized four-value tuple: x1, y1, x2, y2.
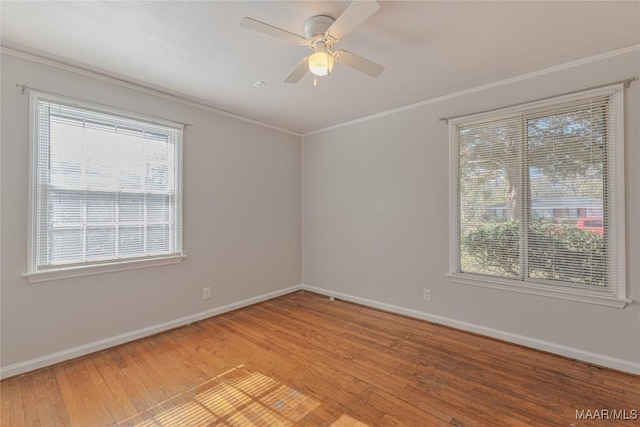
(304, 15, 335, 41)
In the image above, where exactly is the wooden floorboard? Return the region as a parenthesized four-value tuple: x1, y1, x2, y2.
(1, 290, 638, 426)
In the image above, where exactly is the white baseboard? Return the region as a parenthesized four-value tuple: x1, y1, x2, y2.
(0, 284, 303, 379)
(4, 283, 637, 379)
(301, 284, 640, 375)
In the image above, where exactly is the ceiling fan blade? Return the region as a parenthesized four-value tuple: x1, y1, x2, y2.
(326, 0, 380, 41)
(334, 50, 384, 77)
(284, 57, 310, 83)
(241, 17, 308, 45)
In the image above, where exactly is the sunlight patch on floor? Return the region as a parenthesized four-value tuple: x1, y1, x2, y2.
(129, 365, 321, 426)
(331, 414, 371, 426)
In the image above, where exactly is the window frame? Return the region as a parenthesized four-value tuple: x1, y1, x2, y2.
(24, 91, 185, 283)
(448, 84, 629, 308)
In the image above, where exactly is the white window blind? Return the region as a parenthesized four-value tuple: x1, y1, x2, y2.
(450, 85, 627, 306)
(28, 92, 183, 277)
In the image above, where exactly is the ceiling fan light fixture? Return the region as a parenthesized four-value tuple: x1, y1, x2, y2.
(308, 51, 334, 76)
(241, 1, 384, 84)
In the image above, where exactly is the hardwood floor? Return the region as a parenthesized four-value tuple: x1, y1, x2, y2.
(1, 290, 638, 426)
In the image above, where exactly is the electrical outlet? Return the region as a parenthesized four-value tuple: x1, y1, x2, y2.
(423, 289, 431, 302)
(203, 287, 211, 300)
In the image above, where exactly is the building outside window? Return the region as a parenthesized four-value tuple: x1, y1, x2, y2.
(449, 84, 628, 307)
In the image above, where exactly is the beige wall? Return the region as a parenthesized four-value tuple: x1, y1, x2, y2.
(3, 47, 639, 377)
(1, 54, 302, 374)
(302, 50, 640, 372)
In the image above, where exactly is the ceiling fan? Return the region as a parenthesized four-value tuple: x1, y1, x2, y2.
(241, 0, 384, 85)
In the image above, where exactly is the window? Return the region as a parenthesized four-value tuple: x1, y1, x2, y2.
(26, 92, 184, 282)
(449, 85, 628, 307)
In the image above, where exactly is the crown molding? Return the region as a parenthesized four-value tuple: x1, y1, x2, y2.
(2, 43, 637, 139)
(303, 44, 640, 137)
(0, 44, 301, 137)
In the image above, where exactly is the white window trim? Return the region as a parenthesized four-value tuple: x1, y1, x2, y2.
(448, 84, 629, 308)
(448, 274, 630, 308)
(26, 90, 185, 282)
(23, 255, 186, 283)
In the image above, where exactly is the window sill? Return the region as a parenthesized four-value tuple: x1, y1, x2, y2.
(448, 273, 631, 308)
(23, 255, 186, 283)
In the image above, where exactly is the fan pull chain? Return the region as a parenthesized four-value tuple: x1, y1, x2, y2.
(314, 77, 318, 87)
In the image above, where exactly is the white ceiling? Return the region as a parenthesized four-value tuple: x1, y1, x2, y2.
(1, 1, 639, 134)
